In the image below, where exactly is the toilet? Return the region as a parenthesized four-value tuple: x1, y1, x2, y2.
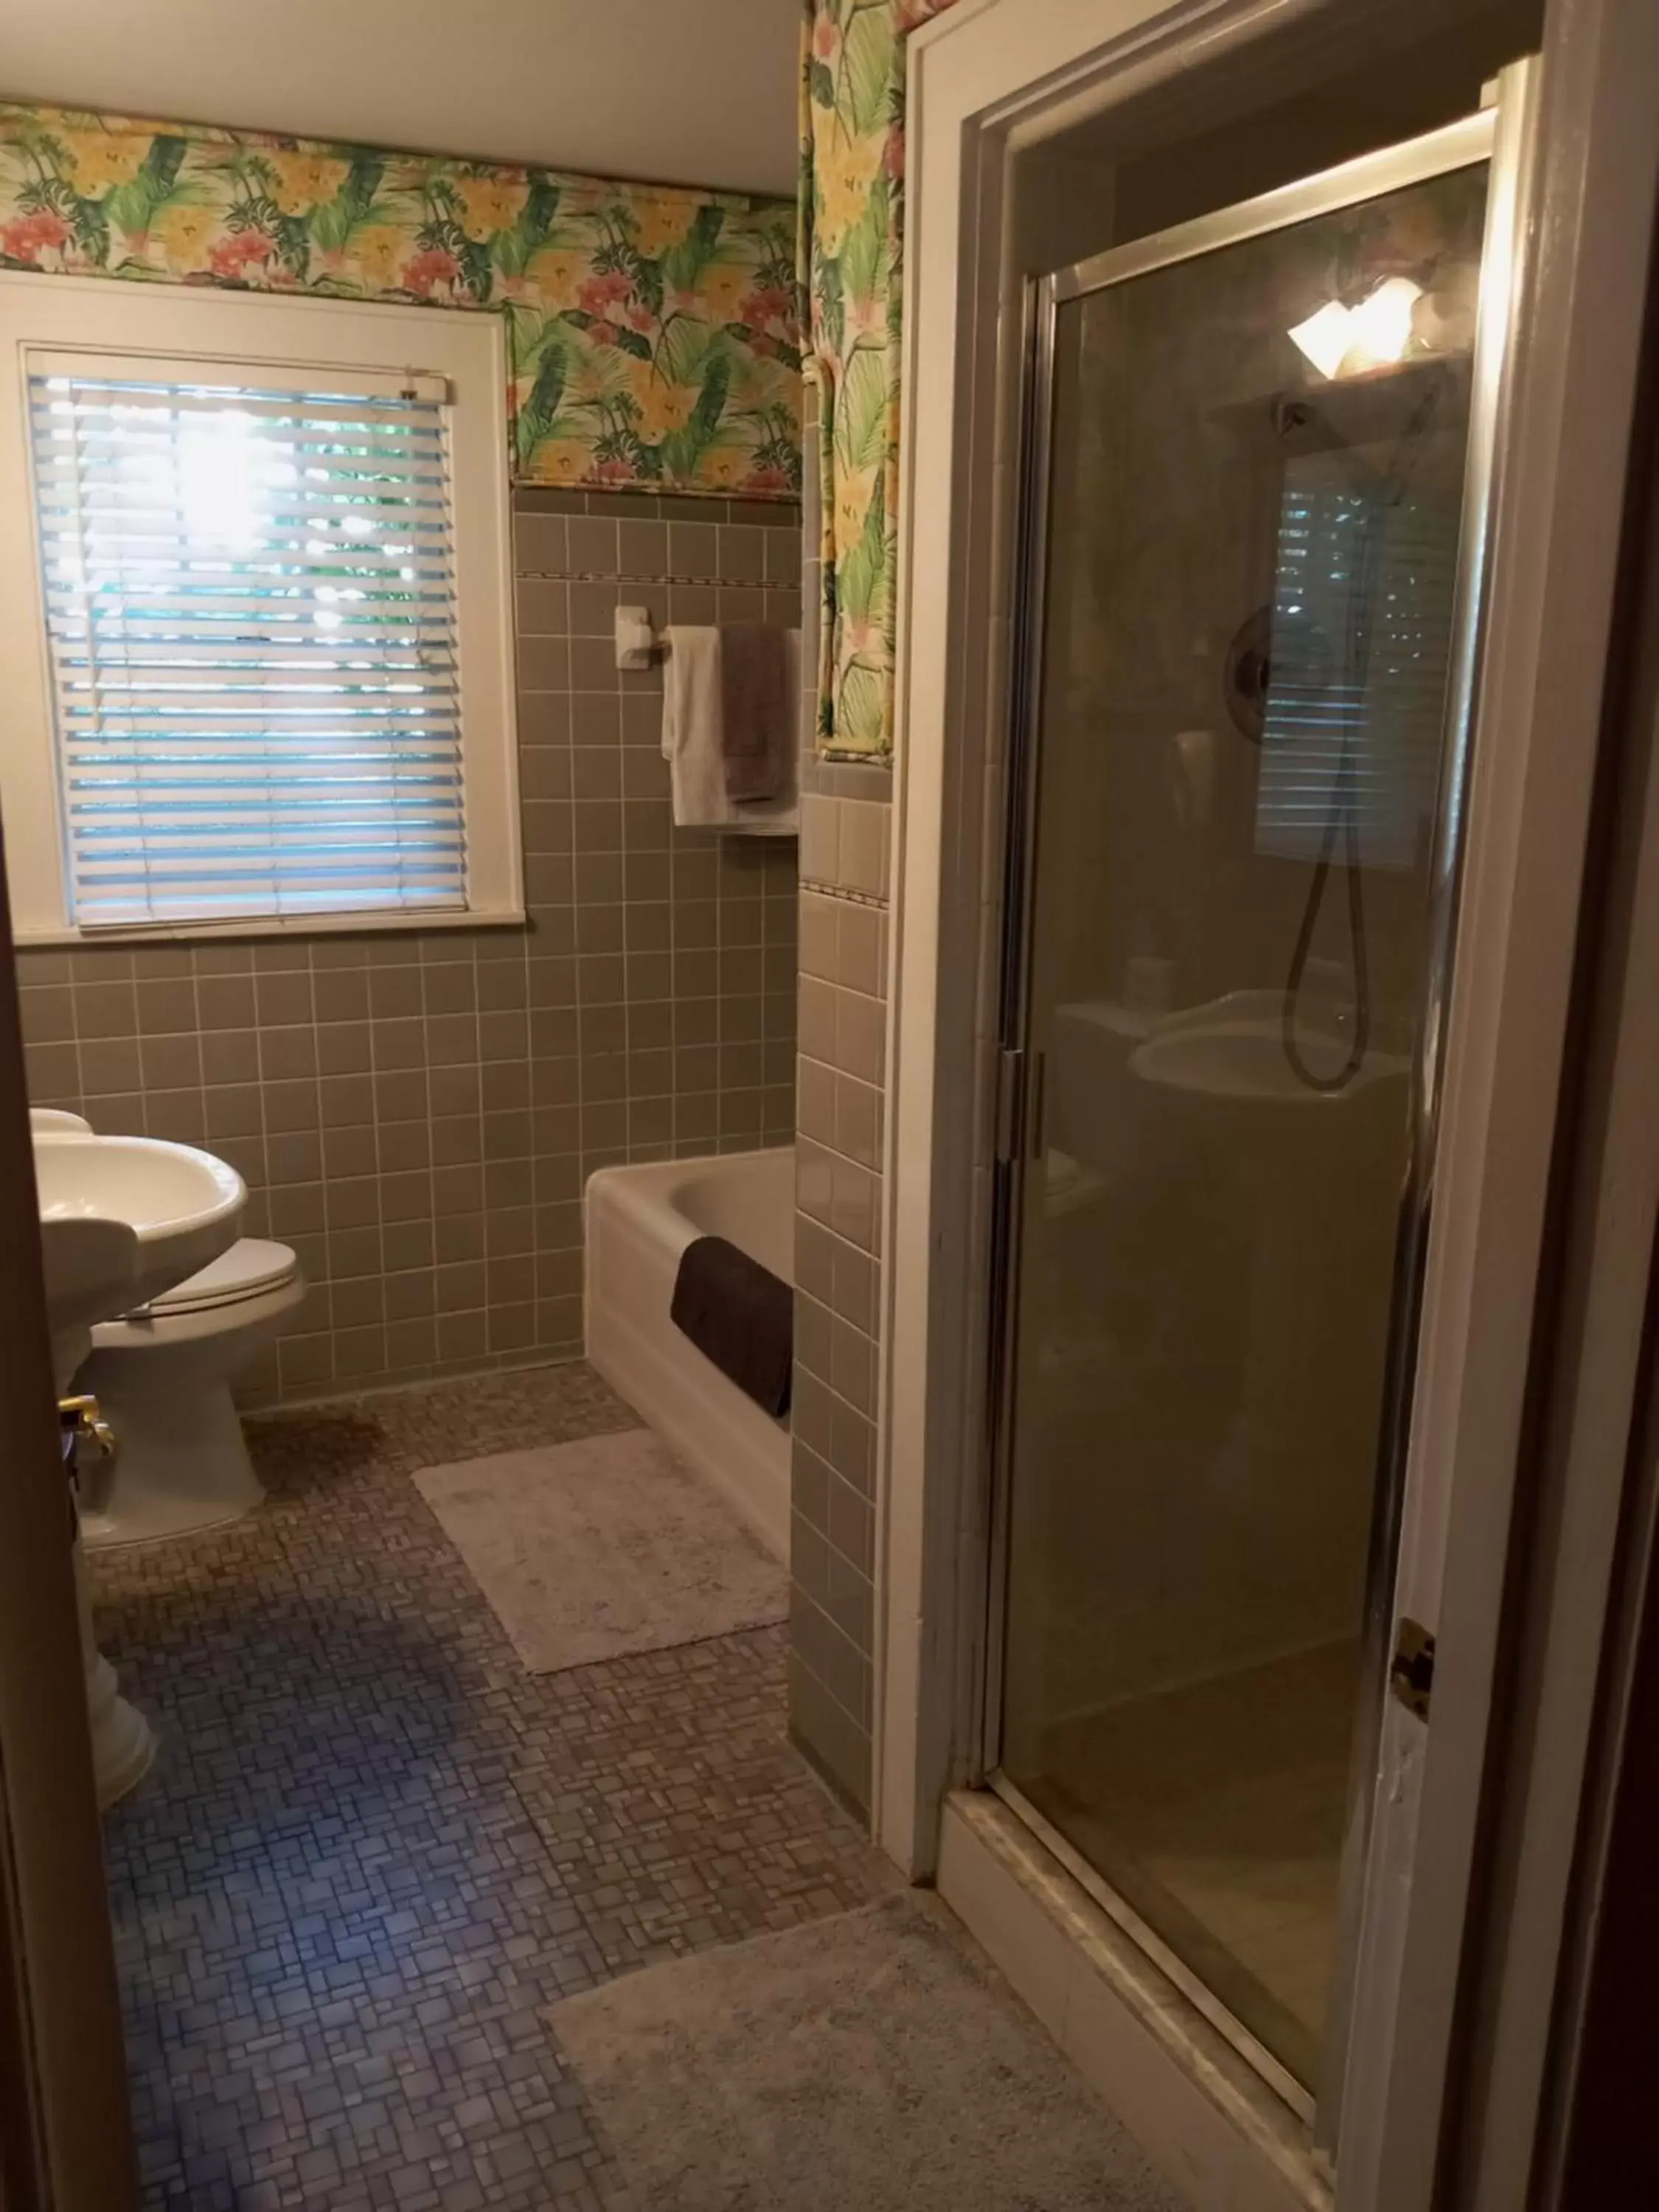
(77, 1236, 305, 1549)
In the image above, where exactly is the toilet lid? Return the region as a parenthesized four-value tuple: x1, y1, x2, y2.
(143, 1238, 299, 1317)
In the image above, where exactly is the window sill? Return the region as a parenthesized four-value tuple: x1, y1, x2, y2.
(15, 908, 527, 950)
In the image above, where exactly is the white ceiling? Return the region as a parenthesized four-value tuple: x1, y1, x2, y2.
(0, 0, 802, 196)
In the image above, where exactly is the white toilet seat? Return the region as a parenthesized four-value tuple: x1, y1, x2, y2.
(126, 1234, 296, 1316)
(91, 1237, 302, 1349)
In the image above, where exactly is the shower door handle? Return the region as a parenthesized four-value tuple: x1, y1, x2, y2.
(994, 1047, 1025, 1164)
(1027, 1050, 1047, 1161)
(993, 1048, 1047, 1164)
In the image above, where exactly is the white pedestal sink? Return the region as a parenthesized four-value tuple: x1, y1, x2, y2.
(1128, 992, 1410, 1106)
(1127, 994, 1413, 1641)
(32, 1128, 245, 1808)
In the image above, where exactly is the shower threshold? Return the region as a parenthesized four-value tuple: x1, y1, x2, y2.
(937, 1788, 1329, 2212)
(986, 1771, 1315, 2125)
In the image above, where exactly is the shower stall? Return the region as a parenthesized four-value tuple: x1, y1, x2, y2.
(884, 0, 1659, 2201)
(982, 88, 1522, 2114)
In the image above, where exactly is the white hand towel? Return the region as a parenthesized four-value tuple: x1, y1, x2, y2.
(661, 625, 799, 835)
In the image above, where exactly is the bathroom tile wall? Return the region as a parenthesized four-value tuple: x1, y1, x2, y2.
(787, 377, 895, 1815)
(15, 489, 801, 1404)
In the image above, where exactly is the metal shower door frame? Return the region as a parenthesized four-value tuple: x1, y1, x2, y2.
(978, 82, 1529, 2135)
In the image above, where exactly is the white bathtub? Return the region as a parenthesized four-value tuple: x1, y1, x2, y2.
(585, 1146, 794, 1562)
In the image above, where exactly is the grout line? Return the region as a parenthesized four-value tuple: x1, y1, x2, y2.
(789, 1584, 874, 1737)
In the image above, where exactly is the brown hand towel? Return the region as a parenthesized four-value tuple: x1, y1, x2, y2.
(670, 1234, 793, 1418)
(718, 623, 793, 803)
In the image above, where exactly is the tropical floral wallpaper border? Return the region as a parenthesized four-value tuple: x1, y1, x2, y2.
(0, 102, 802, 501)
(799, 0, 964, 759)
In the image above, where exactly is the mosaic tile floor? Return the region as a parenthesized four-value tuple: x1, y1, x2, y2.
(93, 1364, 898, 2211)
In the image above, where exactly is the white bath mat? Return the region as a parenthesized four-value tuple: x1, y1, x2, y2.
(412, 1428, 787, 1674)
(545, 1893, 1185, 2211)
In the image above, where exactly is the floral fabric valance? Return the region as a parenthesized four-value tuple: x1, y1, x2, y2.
(799, 0, 963, 757)
(0, 104, 801, 501)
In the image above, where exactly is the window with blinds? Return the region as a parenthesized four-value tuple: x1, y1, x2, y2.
(26, 358, 467, 928)
(1254, 442, 1463, 872)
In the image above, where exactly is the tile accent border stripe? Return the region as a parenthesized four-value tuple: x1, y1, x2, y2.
(524, 570, 802, 591)
(799, 880, 887, 909)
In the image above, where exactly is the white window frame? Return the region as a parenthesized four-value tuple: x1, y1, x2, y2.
(0, 273, 521, 942)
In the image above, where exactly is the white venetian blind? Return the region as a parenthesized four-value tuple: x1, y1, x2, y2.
(26, 354, 467, 927)
(1254, 444, 1462, 872)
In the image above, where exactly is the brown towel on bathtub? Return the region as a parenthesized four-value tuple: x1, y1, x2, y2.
(718, 624, 793, 802)
(670, 1234, 793, 1417)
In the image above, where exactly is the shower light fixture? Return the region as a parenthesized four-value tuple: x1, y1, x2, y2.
(1286, 299, 1353, 380)
(1288, 276, 1424, 380)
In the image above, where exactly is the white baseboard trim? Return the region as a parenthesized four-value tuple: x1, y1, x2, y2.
(936, 1790, 1329, 2212)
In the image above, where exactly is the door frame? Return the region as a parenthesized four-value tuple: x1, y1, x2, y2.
(1326, 13, 1659, 2197)
(1444, 298, 1659, 2210)
(0, 825, 139, 2211)
(877, 0, 1659, 2202)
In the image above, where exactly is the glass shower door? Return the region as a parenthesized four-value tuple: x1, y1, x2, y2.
(992, 131, 1496, 2094)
